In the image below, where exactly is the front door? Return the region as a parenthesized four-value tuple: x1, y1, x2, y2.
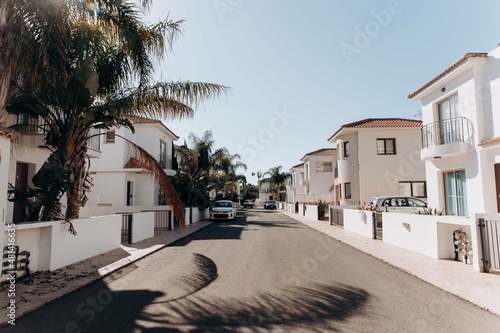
(13, 162, 29, 222)
(495, 164, 500, 212)
(126, 181, 133, 206)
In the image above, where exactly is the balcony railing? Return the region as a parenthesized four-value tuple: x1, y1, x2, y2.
(159, 154, 173, 169)
(421, 117, 473, 148)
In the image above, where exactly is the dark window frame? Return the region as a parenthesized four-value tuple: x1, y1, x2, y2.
(343, 141, 349, 157)
(377, 138, 396, 155)
(345, 182, 351, 199)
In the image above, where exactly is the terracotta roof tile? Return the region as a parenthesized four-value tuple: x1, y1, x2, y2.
(290, 163, 304, 170)
(327, 118, 422, 142)
(300, 148, 337, 161)
(478, 136, 500, 147)
(408, 52, 488, 100)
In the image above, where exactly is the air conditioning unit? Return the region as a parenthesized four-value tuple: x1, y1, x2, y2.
(299, 180, 308, 186)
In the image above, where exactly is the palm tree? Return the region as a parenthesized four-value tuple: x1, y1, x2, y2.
(263, 166, 290, 202)
(2, 1, 228, 228)
(173, 144, 208, 208)
(189, 130, 216, 175)
(212, 151, 247, 201)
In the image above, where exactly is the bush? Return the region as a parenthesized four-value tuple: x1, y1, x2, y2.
(316, 199, 329, 220)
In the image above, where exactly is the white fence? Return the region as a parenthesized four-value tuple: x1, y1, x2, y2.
(7, 205, 211, 273)
(344, 209, 375, 239)
(304, 204, 319, 221)
(11, 215, 121, 272)
(340, 209, 485, 272)
(383, 213, 474, 261)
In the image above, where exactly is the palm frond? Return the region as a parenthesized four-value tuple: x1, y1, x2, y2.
(119, 135, 185, 227)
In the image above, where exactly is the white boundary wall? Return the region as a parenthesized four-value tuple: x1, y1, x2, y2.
(12, 215, 121, 272)
(383, 213, 475, 264)
(131, 211, 154, 243)
(304, 204, 319, 221)
(344, 209, 375, 239)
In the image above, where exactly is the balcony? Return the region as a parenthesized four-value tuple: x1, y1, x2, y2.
(421, 117, 473, 161)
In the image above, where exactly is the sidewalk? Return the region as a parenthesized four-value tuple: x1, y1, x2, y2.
(281, 211, 500, 317)
(0, 221, 212, 327)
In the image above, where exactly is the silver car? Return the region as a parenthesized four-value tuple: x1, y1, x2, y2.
(367, 195, 427, 213)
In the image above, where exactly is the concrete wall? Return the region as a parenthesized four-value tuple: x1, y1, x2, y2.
(343, 209, 375, 239)
(11, 215, 121, 272)
(304, 204, 319, 221)
(131, 211, 155, 243)
(383, 213, 475, 265)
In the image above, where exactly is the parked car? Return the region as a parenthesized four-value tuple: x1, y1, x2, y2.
(243, 199, 253, 208)
(367, 196, 427, 214)
(264, 200, 277, 210)
(210, 200, 236, 220)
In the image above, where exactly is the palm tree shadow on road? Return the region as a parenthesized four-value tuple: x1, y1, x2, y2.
(5, 251, 370, 333)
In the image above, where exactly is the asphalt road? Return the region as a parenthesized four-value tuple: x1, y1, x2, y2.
(5, 208, 500, 332)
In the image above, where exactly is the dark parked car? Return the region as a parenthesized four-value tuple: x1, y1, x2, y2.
(264, 200, 277, 209)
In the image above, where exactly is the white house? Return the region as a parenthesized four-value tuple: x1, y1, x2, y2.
(408, 47, 500, 216)
(286, 163, 305, 203)
(258, 178, 273, 203)
(327, 118, 426, 205)
(2, 114, 52, 223)
(84, 116, 179, 211)
(295, 148, 337, 203)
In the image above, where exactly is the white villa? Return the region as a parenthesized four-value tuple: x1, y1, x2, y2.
(286, 163, 305, 204)
(294, 148, 337, 203)
(82, 116, 179, 215)
(408, 47, 500, 217)
(327, 118, 426, 206)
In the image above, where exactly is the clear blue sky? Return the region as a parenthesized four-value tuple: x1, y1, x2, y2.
(146, 0, 500, 184)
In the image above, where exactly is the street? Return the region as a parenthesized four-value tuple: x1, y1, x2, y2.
(6, 209, 500, 332)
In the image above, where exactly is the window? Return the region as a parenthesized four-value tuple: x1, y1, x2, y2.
(106, 130, 115, 143)
(316, 162, 333, 172)
(377, 138, 396, 155)
(339, 183, 342, 199)
(343, 141, 349, 157)
(444, 170, 468, 216)
(438, 94, 461, 144)
(345, 182, 351, 199)
(16, 114, 46, 134)
(87, 127, 101, 151)
(399, 181, 426, 198)
(159, 140, 168, 168)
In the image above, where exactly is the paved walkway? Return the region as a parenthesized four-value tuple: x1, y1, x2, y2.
(0, 221, 212, 327)
(2, 211, 500, 327)
(281, 211, 500, 318)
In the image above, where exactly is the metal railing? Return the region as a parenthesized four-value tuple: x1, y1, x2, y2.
(159, 154, 173, 169)
(421, 117, 473, 149)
